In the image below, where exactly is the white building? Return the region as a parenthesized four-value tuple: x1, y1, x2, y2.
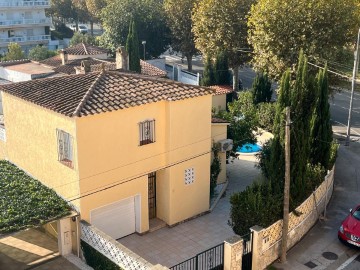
(0, 0, 51, 55)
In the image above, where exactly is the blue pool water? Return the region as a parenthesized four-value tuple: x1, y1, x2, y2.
(236, 143, 262, 153)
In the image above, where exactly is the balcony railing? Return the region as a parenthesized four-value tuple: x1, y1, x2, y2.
(0, 1, 50, 8)
(0, 35, 50, 44)
(0, 18, 51, 27)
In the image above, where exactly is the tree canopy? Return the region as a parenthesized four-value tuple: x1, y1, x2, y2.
(248, 0, 360, 79)
(28, 46, 57, 61)
(100, 0, 171, 58)
(164, 0, 198, 71)
(4, 43, 25, 61)
(192, 0, 253, 90)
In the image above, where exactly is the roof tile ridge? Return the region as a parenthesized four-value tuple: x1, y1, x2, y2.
(72, 72, 103, 117)
(82, 43, 89, 55)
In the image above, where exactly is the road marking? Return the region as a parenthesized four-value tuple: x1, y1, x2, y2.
(336, 253, 360, 270)
(331, 103, 360, 114)
(331, 120, 360, 136)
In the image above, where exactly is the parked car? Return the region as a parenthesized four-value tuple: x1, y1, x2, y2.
(69, 24, 88, 34)
(338, 204, 360, 247)
(78, 25, 88, 34)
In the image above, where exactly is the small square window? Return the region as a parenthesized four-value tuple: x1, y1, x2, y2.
(56, 129, 73, 168)
(185, 168, 195, 185)
(139, 119, 155, 146)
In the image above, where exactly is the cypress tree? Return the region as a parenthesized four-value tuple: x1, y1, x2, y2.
(290, 50, 316, 204)
(252, 73, 272, 104)
(214, 51, 230, 85)
(202, 56, 215, 86)
(310, 65, 332, 169)
(126, 19, 141, 73)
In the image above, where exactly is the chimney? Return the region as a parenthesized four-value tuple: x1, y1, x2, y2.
(116, 46, 129, 70)
(59, 49, 68, 65)
(75, 60, 91, 75)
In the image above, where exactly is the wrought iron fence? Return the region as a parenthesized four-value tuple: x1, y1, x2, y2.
(170, 243, 224, 270)
(241, 232, 253, 270)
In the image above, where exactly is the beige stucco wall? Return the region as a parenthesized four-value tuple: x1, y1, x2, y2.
(76, 94, 212, 230)
(212, 94, 226, 113)
(1, 93, 80, 208)
(211, 123, 229, 184)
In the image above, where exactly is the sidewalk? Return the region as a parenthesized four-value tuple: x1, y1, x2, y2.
(272, 143, 360, 270)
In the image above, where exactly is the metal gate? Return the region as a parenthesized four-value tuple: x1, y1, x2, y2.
(242, 232, 253, 270)
(148, 172, 156, 219)
(170, 243, 224, 270)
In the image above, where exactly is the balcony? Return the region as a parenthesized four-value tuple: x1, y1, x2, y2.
(0, 35, 50, 45)
(0, 1, 50, 8)
(0, 18, 51, 27)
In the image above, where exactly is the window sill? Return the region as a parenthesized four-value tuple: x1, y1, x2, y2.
(59, 159, 74, 169)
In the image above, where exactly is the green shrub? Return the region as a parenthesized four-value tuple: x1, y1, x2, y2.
(210, 144, 221, 197)
(256, 102, 276, 133)
(81, 240, 122, 270)
(28, 45, 57, 61)
(0, 160, 70, 233)
(229, 181, 282, 236)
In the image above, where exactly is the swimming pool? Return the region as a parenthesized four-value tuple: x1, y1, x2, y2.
(236, 143, 262, 153)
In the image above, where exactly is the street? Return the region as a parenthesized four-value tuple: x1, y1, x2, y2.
(330, 89, 360, 141)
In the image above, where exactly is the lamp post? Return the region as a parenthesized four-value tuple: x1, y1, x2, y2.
(142, 41, 146, 60)
(346, 28, 360, 146)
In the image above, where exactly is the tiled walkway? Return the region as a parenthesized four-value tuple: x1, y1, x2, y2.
(119, 154, 262, 267)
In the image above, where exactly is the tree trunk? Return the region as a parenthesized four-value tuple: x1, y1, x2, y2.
(232, 66, 239, 91)
(90, 21, 94, 36)
(186, 54, 193, 72)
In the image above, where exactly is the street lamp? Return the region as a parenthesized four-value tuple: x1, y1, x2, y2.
(142, 41, 146, 60)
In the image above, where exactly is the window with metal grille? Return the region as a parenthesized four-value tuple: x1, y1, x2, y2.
(184, 168, 195, 185)
(139, 119, 155, 146)
(56, 129, 73, 168)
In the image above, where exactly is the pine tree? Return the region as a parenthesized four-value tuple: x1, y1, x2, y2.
(214, 51, 230, 85)
(310, 65, 332, 169)
(201, 56, 215, 86)
(126, 19, 141, 73)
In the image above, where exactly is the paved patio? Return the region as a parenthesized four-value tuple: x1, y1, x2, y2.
(119, 149, 265, 267)
(0, 228, 82, 270)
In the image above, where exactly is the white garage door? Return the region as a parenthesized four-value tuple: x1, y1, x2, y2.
(90, 197, 136, 239)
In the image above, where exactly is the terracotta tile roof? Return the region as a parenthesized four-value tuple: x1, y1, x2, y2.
(41, 56, 167, 77)
(0, 71, 213, 117)
(140, 60, 167, 77)
(64, 43, 108, 55)
(209, 85, 234, 96)
(212, 117, 230, 124)
(0, 59, 31, 67)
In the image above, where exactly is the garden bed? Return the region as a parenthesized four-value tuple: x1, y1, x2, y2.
(0, 160, 71, 234)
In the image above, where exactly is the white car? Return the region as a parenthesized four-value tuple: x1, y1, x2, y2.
(70, 24, 88, 34)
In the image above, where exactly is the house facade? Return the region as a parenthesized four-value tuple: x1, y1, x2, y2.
(0, 0, 51, 55)
(0, 65, 214, 239)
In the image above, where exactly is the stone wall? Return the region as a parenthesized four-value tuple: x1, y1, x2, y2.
(251, 167, 335, 270)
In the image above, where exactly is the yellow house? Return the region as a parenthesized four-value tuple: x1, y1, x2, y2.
(210, 85, 234, 113)
(0, 61, 215, 239)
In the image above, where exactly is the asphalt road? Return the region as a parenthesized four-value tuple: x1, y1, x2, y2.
(330, 90, 360, 141)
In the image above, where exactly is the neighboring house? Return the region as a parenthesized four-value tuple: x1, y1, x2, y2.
(0, 50, 214, 240)
(0, 0, 51, 55)
(210, 85, 234, 113)
(0, 43, 167, 82)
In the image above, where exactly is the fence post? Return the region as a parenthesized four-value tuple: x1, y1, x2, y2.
(57, 217, 73, 255)
(250, 225, 264, 270)
(177, 65, 182, 82)
(224, 235, 243, 270)
(197, 73, 201, 86)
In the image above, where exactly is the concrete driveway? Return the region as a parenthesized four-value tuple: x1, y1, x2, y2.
(119, 155, 262, 267)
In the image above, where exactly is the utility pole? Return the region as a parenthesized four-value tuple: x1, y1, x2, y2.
(346, 28, 360, 146)
(281, 107, 291, 263)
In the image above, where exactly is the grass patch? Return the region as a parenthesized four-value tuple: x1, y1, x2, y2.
(0, 160, 71, 233)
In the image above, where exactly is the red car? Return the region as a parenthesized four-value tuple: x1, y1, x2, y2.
(338, 204, 360, 247)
